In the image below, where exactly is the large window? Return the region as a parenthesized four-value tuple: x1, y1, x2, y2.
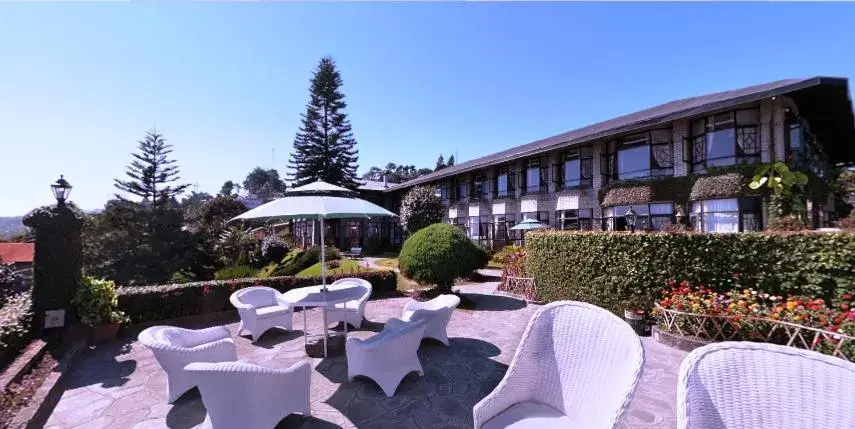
(468, 215, 491, 246)
(494, 165, 516, 199)
(493, 214, 518, 246)
(437, 181, 449, 203)
(690, 197, 762, 233)
(470, 173, 489, 201)
(785, 112, 828, 179)
(555, 209, 594, 230)
(603, 129, 673, 182)
(556, 146, 593, 190)
(521, 158, 548, 195)
(603, 203, 674, 231)
(690, 109, 760, 172)
(453, 179, 468, 202)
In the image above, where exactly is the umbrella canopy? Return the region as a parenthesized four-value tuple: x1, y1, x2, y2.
(231, 194, 396, 223)
(287, 180, 355, 195)
(509, 218, 547, 231)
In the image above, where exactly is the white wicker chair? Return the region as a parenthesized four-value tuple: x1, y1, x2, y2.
(138, 326, 238, 403)
(345, 319, 428, 397)
(678, 341, 855, 429)
(229, 286, 293, 342)
(473, 301, 644, 429)
(386, 294, 460, 346)
(184, 360, 311, 429)
(325, 278, 372, 329)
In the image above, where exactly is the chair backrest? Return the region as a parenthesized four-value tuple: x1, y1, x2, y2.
(372, 319, 428, 352)
(232, 286, 277, 308)
(424, 294, 461, 311)
(139, 326, 186, 348)
(678, 342, 855, 429)
(510, 301, 643, 428)
(331, 278, 372, 304)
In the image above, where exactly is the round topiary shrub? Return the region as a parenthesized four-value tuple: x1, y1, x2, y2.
(398, 223, 487, 292)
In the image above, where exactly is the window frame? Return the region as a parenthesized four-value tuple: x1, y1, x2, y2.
(555, 146, 594, 190)
(690, 108, 761, 172)
(520, 158, 549, 195)
(554, 208, 594, 230)
(602, 202, 674, 232)
(493, 165, 516, 199)
(602, 128, 674, 183)
(690, 196, 763, 233)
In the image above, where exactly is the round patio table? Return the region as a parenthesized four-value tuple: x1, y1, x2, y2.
(281, 283, 364, 357)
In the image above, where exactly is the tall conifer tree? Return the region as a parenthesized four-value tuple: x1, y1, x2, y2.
(289, 57, 359, 188)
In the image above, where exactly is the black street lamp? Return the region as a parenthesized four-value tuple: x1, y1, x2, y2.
(625, 206, 638, 233)
(51, 175, 72, 206)
(675, 205, 685, 226)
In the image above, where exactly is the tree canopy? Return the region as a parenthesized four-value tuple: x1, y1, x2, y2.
(242, 168, 286, 201)
(114, 130, 189, 205)
(362, 163, 433, 183)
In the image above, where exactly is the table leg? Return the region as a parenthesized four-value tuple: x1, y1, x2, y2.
(322, 305, 328, 357)
(303, 306, 307, 350)
(344, 301, 348, 336)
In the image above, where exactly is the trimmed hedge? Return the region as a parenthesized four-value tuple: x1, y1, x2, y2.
(116, 270, 396, 324)
(0, 293, 33, 370)
(526, 231, 855, 315)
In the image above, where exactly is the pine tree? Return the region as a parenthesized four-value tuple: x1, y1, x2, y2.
(447, 154, 456, 166)
(289, 57, 359, 188)
(435, 154, 446, 171)
(114, 129, 189, 205)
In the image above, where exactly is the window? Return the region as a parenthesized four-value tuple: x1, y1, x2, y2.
(469, 215, 491, 246)
(437, 181, 449, 203)
(454, 179, 468, 202)
(690, 108, 760, 172)
(450, 216, 467, 234)
(556, 146, 593, 189)
(521, 211, 549, 225)
(603, 129, 673, 182)
(555, 209, 594, 230)
(690, 197, 762, 233)
(493, 214, 518, 245)
(470, 173, 489, 201)
(494, 165, 516, 198)
(603, 203, 674, 231)
(785, 112, 828, 179)
(521, 158, 548, 195)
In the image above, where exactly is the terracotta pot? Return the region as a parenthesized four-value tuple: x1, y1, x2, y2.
(90, 322, 121, 344)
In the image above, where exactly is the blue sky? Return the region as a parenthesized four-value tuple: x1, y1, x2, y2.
(2, 3, 854, 215)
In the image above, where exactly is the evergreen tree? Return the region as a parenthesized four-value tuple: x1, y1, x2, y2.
(114, 130, 189, 205)
(435, 154, 446, 171)
(288, 57, 359, 188)
(219, 180, 238, 197)
(447, 154, 456, 166)
(243, 167, 286, 201)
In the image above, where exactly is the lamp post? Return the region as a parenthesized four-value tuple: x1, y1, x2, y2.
(51, 175, 72, 207)
(675, 205, 685, 226)
(625, 206, 638, 233)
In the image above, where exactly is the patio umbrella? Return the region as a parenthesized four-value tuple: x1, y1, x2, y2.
(509, 218, 547, 231)
(230, 180, 397, 292)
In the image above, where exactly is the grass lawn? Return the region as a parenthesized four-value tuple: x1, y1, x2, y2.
(296, 260, 375, 277)
(374, 258, 399, 269)
(486, 261, 503, 270)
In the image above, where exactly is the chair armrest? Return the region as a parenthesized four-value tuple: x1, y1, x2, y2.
(473, 362, 536, 428)
(186, 338, 239, 361)
(384, 317, 408, 332)
(274, 295, 294, 310)
(181, 325, 231, 344)
(403, 299, 424, 313)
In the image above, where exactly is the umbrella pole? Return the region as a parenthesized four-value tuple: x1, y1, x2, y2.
(319, 214, 328, 357)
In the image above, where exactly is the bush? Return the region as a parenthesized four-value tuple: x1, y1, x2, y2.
(492, 245, 524, 265)
(399, 186, 445, 234)
(260, 234, 291, 264)
(116, 270, 396, 324)
(767, 214, 808, 231)
(837, 212, 855, 231)
(398, 223, 488, 291)
(269, 246, 341, 277)
(526, 231, 855, 315)
(72, 276, 128, 327)
(0, 293, 32, 370)
(214, 265, 257, 280)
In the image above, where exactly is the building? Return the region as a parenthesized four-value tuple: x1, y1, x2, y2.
(380, 77, 855, 248)
(0, 243, 34, 272)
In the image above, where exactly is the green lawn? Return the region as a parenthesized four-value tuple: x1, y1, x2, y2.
(374, 258, 399, 269)
(296, 260, 375, 277)
(486, 261, 504, 270)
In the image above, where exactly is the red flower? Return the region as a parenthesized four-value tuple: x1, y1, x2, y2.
(842, 293, 853, 301)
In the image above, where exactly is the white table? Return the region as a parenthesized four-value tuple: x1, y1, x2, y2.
(281, 284, 364, 357)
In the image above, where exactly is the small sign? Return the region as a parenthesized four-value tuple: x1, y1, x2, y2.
(44, 309, 65, 329)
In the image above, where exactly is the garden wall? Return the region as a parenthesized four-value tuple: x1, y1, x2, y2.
(525, 231, 855, 314)
(117, 271, 396, 324)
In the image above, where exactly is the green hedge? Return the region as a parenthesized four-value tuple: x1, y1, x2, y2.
(0, 293, 33, 370)
(117, 270, 396, 324)
(526, 231, 855, 314)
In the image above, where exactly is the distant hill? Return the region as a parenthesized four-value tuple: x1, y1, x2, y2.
(0, 217, 26, 239)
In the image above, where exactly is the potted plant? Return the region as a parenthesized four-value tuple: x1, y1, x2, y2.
(623, 297, 650, 336)
(72, 276, 129, 344)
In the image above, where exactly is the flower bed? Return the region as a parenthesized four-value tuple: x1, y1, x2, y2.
(655, 281, 855, 361)
(117, 270, 397, 324)
(497, 248, 540, 302)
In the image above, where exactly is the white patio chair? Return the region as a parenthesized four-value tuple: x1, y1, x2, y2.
(326, 278, 372, 329)
(473, 301, 644, 429)
(677, 341, 855, 429)
(345, 319, 428, 397)
(138, 326, 238, 403)
(386, 294, 460, 346)
(185, 360, 311, 429)
(229, 286, 293, 342)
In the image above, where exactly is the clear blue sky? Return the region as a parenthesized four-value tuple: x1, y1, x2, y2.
(2, 3, 854, 215)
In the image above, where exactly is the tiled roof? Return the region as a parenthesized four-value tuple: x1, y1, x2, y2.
(387, 76, 853, 191)
(0, 243, 34, 264)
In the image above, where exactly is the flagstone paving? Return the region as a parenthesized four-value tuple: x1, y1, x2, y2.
(44, 283, 685, 429)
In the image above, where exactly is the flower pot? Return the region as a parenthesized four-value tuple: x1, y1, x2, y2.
(90, 322, 121, 344)
(624, 309, 650, 336)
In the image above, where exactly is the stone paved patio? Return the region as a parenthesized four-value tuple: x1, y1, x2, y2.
(44, 283, 685, 429)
